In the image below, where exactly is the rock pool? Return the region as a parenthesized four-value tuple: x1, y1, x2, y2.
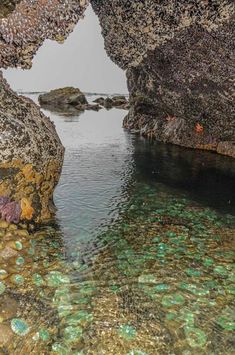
(0, 95, 234, 354)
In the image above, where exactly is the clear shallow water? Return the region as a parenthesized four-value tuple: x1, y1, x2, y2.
(0, 94, 234, 355)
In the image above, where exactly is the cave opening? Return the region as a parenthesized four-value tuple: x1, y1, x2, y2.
(3, 5, 128, 95)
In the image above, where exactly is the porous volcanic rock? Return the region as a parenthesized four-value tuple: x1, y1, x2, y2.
(91, 0, 235, 157)
(0, 73, 64, 223)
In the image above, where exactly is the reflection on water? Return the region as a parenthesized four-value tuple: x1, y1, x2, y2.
(0, 94, 234, 354)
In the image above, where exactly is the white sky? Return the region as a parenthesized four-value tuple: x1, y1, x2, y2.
(3, 6, 128, 94)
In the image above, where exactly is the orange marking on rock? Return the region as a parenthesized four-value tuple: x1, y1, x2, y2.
(195, 123, 204, 133)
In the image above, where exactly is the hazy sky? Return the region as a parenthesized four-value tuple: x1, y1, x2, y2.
(3, 6, 128, 94)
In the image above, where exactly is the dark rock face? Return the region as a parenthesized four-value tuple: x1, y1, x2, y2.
(93, 96, 129, 110)
(91, 0, 235, 157)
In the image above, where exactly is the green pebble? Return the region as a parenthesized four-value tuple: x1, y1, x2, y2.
(15, 241, 23, 250)
(214, 265, 228, 276)
(203, 258, 214, 267)
(32, 273, 44, 287)
(225, 285, 235, 295)
(127, 351, 148, 355)
(185, 327, 207, 348)
(217, 316, 235, 331)
(180, 311, 195, 326)
(11, 319, 30, 336)
(166, 231, 177, 238)
(28, 247, 35, 255)
(0, 281, 6, 294)
(186, 268, 201, 277)
(58, 304, 73, 318)
(154, 283, 170, 292)
(16, 256, 25, 266)
(64, 326, 83, 343)
(11, 274, 24, 284)
(39, 329, 50, 341)
(158, 243, 167, 251)
(118, 325, 137, 340)
(166, 312, 177, 321)
(66, 310, 93, 325)
(46, 271, 70, 287)
(138, 274, 156, 284)
(162, 293, 185, 307)
(52, 343, 70, 355)
(110, 285, 120, 293)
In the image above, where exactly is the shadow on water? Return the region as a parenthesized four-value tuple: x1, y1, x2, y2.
(132, 136, 235, 215)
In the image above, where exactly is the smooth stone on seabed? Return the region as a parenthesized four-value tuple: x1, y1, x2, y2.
(63, 326, 83, 343)
(46, 271, 70, 287)
(161, 293, 185, 307)
(184, 327, 207, 348)
(118, 324, 137, 340)
(11, 318, 30, 336)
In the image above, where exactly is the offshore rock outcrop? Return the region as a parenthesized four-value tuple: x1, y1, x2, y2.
(0, 1, 89, 222)
(91, 0, 235, 158)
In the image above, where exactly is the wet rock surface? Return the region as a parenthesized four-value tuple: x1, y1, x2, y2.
(93, 95, 129, 110)
(0, 73, 64, 223)
(91, 0, 235, 157)
(39, 87, 103, 114)
(0, 1, 89, 223)
(39, 87, 88, 107)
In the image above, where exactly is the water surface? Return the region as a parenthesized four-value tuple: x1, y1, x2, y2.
(0, 94, 234, 355)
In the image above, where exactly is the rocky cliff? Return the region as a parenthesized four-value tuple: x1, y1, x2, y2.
(91, 0, 235, 158)
(0, 0, 89, 223)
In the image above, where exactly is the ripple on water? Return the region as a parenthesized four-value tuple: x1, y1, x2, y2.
(1, 94, 234, 354)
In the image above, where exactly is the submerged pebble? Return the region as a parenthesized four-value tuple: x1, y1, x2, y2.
(11, 319, 30, 336)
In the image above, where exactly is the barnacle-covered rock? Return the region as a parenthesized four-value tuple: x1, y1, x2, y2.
(0, 73, 64, 223)
(0, 0, 89, 69)
(92, 0, 235, 157)
(0, 1, 89, 223)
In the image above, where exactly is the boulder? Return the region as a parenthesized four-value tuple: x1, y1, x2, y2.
(91, 0, 235, 157)
(103, 97, 114, 109)
(38, 87, 88, 107)
(93, 97, 105, 106)
(0, 73, 64, 223)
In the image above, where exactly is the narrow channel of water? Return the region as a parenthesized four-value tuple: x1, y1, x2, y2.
(0, 94, 234, 354)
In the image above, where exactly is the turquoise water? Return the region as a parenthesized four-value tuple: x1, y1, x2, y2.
(0, 95, 234, 354)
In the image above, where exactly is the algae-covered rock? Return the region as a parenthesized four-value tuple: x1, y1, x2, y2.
(38, 87, 88, 107)
(0, 73, 64, 223)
